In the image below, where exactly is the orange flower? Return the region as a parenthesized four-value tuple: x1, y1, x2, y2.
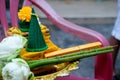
(18, 6, 32, 22)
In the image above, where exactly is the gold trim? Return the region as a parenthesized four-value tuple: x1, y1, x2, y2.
(35, 61, 79, 80)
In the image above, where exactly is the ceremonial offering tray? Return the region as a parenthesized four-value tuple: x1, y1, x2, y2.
(0, 5, 113, 80)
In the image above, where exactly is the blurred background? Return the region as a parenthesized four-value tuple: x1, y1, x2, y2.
(2, 0, 119, 79)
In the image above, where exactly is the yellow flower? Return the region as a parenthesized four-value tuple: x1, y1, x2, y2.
(18, 6, 32, 22)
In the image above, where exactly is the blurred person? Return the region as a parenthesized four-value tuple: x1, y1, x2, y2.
(109, 0, 120, 80)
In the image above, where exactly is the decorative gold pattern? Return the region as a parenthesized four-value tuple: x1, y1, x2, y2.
(34, 61, 79, 80)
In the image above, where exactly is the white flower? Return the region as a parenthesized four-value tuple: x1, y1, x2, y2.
(2, 58, 34, 80)
(0, 34, 27, 60)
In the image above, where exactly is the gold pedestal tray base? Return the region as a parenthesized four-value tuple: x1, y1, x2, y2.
(34, 61, 79, 80)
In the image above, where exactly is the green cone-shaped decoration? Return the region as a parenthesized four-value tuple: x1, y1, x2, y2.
(26, 14, 48, 52)
(19, 8, 35, 32)
(19, 20, 30, 32)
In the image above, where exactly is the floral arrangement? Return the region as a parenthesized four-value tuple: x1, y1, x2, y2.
(0, 6, 113, 80)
